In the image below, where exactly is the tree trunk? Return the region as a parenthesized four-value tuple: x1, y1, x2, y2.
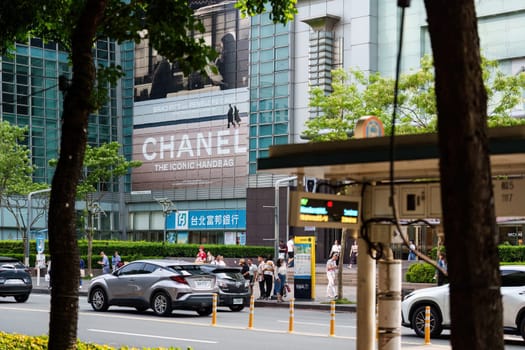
(423, 1, 503, 349)
(47, 1, 107, 349)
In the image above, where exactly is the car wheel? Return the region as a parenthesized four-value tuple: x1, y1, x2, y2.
(14, 294, 30, 303)
(90, 287, 109, 312)
(229, 305, 244, 312)
(197, 306, 213, 316)
(519, 316, 525, 341)
(152, 292, 172, 316)
(411, 305, 443, 338)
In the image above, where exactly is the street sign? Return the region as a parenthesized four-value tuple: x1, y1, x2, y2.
(36, 233, 45, 254)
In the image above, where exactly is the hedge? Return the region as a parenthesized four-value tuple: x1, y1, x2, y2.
(405, 263, 436, 283)
(0, 332, 190, 350)
(0, 240, 274, 268)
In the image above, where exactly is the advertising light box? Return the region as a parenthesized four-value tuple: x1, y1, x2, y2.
(289, 191, 361, 229)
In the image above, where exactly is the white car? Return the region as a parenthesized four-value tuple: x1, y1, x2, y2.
(401, 265, 525, 340)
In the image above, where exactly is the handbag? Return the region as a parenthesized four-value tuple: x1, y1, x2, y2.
(80, 269, 86, 278)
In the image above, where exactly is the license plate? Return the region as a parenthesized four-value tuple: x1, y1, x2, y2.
(194, 280, 211, 289)
(233, 298, 244, 305)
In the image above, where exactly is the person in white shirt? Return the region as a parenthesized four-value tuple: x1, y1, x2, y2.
(287, 236, 294, 267)
(326, 254, 338, 299)
(330, 240, 342, 264)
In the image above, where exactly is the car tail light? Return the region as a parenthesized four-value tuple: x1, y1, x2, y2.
(170, 275, 189, 285)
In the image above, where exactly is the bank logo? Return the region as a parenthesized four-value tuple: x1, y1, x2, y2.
(176, 211, 189, 230)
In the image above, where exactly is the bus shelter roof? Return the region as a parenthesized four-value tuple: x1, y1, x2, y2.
(257, 126, 525, 182)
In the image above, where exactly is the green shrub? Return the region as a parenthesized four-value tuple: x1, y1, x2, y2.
(405, 263, 436, 283)
(0, 240, 274, 267)
(0, 332, 190, 349)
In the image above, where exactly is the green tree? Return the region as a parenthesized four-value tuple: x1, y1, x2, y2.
(79, 142, 140, 276)
(0, 121, 49, 239)
(50, 141, 141, 276)
(303, 55, 525, 141)
(0, 1, 295, 348)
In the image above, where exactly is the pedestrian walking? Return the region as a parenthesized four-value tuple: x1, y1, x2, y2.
(408, 240, 417, 261)
(112, 251, 122, 271)
(79, 257, 85, 288)
(97, 251, 110, 274)
(195, 245, 206, 263)
(287, 236, 294, 267)
(247, 258, 258, 294)
(349, 240, 358, 268)
(436, 251, 448, 286)
(278, 240, 287, 259)
(256, 255, 266, 299)
(263, 256, 275, 299)
(326, 253, 338, 299)
(330, 239, 342, 265)
(274, 258, 287, 302)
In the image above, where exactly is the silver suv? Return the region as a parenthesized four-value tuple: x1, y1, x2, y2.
(88, 259, 216, 316)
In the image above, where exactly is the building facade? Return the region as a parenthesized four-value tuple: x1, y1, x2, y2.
(1, 0, 523, 251)
(0, 38, 134, 240)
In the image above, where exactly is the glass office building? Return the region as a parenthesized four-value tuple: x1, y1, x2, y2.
(0, 38, 134, 239)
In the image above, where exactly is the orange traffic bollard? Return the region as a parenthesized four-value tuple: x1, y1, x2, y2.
(212, 293, 217, 326)
(248, 295, 255, 329)
(424, 306, 431, 344)
(288, 298, 295, 333)
(329, 300, 336, 336)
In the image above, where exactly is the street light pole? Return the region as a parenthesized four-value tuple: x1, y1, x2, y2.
(25, 188, 51, 267)
(155, 198, 175, 244)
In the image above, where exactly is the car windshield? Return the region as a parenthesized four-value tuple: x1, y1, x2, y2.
(0, 260, 25, 269)
(501, 269, 525, 287)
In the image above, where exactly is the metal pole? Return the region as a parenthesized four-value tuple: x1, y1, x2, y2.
(248, 295, 255, 329)
(25, 188, 51, 267)
(212, 293, 217, 326)
(424, 306, 431, 344)
(274, 176, 297, 261)
(329, 300, 336, 336)
(288, 298, 295, 333)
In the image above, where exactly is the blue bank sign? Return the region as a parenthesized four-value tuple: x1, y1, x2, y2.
(166, 209, 246, 230)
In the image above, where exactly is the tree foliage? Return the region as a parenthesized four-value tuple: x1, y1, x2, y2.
(303, 55, 525, 142)
(0, 121, 49, 237)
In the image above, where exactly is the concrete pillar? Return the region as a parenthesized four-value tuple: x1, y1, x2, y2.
(356, 237, 376, 350)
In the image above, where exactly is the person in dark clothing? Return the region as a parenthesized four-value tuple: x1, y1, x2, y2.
(227, 104, 234, 128)
(234, 105, 241, 126)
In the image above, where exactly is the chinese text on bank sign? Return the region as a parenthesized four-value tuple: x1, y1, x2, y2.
(166, 209, 246, 230)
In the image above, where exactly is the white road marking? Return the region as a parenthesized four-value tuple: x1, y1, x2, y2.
(277, 320, 356, 328)
(88, 329, 218, 344)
